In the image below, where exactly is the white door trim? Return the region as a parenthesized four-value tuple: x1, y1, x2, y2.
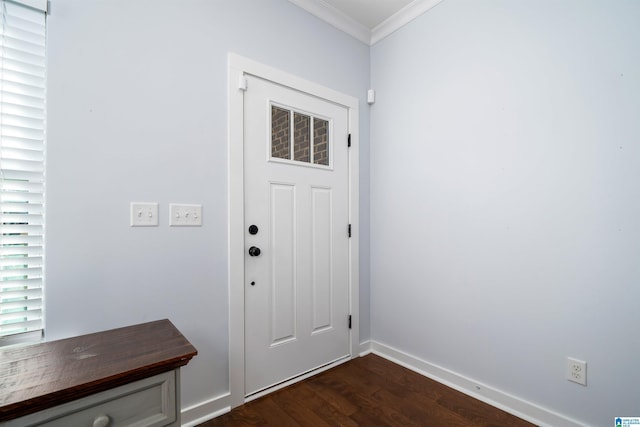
(228, 53, 359, 408)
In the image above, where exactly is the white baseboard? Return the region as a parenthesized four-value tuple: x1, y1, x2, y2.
(366, 340, 590, 427)
(182, 342, 589, 427)
(359, 339, 372, 356)
(181, 393, 231, 427)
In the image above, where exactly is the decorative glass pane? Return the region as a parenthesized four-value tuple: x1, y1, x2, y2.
(294, 113, 311, 163)
(313, 118, 329, 166)
(271, 106, 290, 160)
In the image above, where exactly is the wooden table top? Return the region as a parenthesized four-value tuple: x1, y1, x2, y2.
(0, 319, 197, 422)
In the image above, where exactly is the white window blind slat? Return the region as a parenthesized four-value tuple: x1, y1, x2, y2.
(1, 70, 45, 90)
(2, 60, 45, 82)
(2, 171, 44, 185)
(0, 277, 40, 288)
(2, 15, 46, 35)
(0, 192, 43, 204)
(0, 212, 42, 223)
(2, 136, 43, 152)
(0, 93, 42, 111)
(1, 233, 43, 245)
(1, 33, 45, 55)
(0, 47, 44, 70)
(0, 257, 43, 270)
(0, 201, 42, 212)
(8, 0, 47, 14)
(0, 246, 41, 258)
(1, 146, 43, 161)
(1, 144, 43, 159)
(3, 177, 44, 191)
(0, 311, 42, 326)
(1, 278, 42, 289)
(0, 170, 42, 183)
(0, 223, 42, 234)
(3, 68, 44, 85)
(1, 102, 45, 120)
(3, 178, 44, 194)
(0, 0, 45, 341)
(1, 85, 43, 105)
(1, 72, 46, 91)
(2, 130, 44, 145)
(0, 158, 44, 173)
(0, 307, 41, 323)
(0, 11, 46, 45)
(0, 296, 40, 310)
(1, 267, 42, 280)
(1, 287, 41, 300)
(2, 256, 43, 267)
(0, 318, 42, 335)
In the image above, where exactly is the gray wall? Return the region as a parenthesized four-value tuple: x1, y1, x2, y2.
(45, 0, 639, 424)
(370, 0, 640, 425)
(45, 0, 370, 411)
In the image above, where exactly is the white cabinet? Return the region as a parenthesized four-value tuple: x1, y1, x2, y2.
(2, 371, 180, 427)
(0, 370, 180, 427)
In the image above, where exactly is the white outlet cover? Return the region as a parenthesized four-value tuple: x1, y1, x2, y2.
(130, 202, 159, 227)
(169, 203, 202, 226)
(566, 357, 587, 386)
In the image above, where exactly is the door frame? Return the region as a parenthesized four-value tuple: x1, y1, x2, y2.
(228, 53, 359, 408)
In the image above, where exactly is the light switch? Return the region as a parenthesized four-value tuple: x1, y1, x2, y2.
(130, 202, 159, 226)
(169, 203, 202, 226)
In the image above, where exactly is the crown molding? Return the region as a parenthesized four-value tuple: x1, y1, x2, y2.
(287, 0, 371, 45)
(288, 0, 444, 46)
(371, 0, 444, 45)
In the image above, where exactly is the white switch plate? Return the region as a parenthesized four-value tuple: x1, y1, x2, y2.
(169, 203, 202, 226)
(130, 202, 159, 226)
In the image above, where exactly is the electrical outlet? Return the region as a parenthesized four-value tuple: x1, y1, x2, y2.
(130, 202, 159, 226)
(169, 203, 202, 226)
(567, 357, 587, 386)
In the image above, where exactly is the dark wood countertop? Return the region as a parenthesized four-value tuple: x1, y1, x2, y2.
(0, 319, 197, 422)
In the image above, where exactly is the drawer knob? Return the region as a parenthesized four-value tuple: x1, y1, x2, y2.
(93, 414, 111, 427)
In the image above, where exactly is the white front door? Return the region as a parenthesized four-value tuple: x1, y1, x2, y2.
(244, 75, 351, 396)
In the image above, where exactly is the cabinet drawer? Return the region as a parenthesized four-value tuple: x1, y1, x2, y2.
(5, 371, 177, 427)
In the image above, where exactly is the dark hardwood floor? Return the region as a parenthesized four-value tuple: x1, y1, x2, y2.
(199, 354, 537, 426)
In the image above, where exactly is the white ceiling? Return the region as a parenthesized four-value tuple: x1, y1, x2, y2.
(288, 0, 444, 45)
(322, 0, 416, 29)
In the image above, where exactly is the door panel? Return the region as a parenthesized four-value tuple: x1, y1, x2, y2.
(244, 75, 350, 396)
(270, 182, 296, 345)
(311, 186, 332, 333)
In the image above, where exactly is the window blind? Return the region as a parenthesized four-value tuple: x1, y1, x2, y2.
(0, 0, 46, 341)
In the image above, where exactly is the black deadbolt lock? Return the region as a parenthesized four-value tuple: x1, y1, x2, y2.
(248, 225, 259, 235)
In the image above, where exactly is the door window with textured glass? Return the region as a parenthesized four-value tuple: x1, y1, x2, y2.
(271, 105, 330, 167)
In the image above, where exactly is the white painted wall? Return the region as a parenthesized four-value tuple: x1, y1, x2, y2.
(45, 0, 638, 423)
(370, 0, 640, 425)
(45, 0, 370, 414)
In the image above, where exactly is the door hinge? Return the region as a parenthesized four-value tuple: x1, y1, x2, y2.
(348, 315, 352, 329)
(348, 224, 351, 238)
(348, 133, 351, 147)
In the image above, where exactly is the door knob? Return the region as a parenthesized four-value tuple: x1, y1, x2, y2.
(248, 246, 261, 257)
